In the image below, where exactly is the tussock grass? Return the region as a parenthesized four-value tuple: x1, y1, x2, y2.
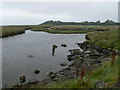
(86, 25, 119, 49)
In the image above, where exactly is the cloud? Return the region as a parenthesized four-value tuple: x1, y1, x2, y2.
(0, 2, 118, 25)
(1, 8, 75, 25)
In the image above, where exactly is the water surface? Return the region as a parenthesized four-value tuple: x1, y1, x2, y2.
(2, 30, 86, 86)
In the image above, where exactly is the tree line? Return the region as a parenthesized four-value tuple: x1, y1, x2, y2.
(41, 20, 119, 25)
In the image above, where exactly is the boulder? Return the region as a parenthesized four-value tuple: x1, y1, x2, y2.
(60, 62, 67, 66)
(69, 49, 81, 55)
(49, 74, 56, 79)
(52, 78, 58, 81)
(65, 67, 71, 70)
(34, 70, 40, 74)
(19, 75, 26, 83)
(59, 71, 65, 75)
(48, 72, 54, 76)
(61, 44, 67, 47)
(89, 54, 101, 59)
(52, 45, 58, 48)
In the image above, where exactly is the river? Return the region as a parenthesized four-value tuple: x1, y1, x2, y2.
(2, 30, 86, 87)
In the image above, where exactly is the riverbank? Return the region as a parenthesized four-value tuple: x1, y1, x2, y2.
(0, 26, 30, 38)
(9, 28, 119, 89)
(1, 25, 118, 38)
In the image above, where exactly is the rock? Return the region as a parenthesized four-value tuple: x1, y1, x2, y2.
(49, 74, 56, 79)
(61, 44, 67, 47)
(65, 67, 71, 70)
(59, 71, 65, 75)
(95, 81, 106, 88)
(48, 72, 54, 75)
(34, 70, 40, 74)
(68, 63, 74, 67)
(87, 58, 102, 65)
(19, 75, 26, 83)
(60, 62, 67, 66)
(28, 55, 34, 58)
(89, 54, 101, 59)
(85, 34, 90, 40)
(52, 45, 58, 48)
(84, 50, 91, 54)
(69, 49, 81, 55)
(52, 45, 58, 56)
(52, 78, 58, 81)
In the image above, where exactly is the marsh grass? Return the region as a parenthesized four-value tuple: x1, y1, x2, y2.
(31, 25, 118, 34)
(0, 25, 31, 38)
(86, 27, 119, 49)
(1, 25, 118, 38)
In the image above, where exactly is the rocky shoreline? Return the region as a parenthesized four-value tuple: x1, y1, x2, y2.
(11, 39, 118, 88)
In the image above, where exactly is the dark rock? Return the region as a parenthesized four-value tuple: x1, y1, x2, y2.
(85, 34, 90, 40)
(60, 62, 67, 66)
(67, 56, 76, 61)
(50, 74, 56, 79)
(89, 54, 101, 59)
(59, 71, 65, 75)
(61, 44, 67, 47)
(28, 55, 34, 58)
(34, 70, 40, 74)
(19, 75, 26, 83)
(68, 63, 74, 67)
(69, 49, 81, 55)
(52, 45, 58, 56)
(65, 67, 71, 70)
(52, 45, 58, 48)
(52, 78, 58, 81)
(48, 72, 54, 75)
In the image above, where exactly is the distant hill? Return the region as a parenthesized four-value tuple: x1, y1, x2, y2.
(41, 20, 119, 25)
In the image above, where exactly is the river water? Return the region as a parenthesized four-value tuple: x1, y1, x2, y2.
(2, 30, 86, 87)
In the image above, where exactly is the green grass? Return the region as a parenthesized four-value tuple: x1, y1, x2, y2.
(86, 27, 119, 49)
(0, 25, 31, 38)
(1, 25, 118, 38)
(31, 25, 118, 34)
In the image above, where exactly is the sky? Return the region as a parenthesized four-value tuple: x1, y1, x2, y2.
(0, 1, 119, 25)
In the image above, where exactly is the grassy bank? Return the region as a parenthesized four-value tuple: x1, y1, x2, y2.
(31, 25, 117, 34)
(1, 25, 118, 38)
(0, 25, 31, 38)
(86, 26, 119, 49)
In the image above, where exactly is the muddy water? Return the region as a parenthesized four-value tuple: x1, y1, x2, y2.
(2, 30, 86, 87)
